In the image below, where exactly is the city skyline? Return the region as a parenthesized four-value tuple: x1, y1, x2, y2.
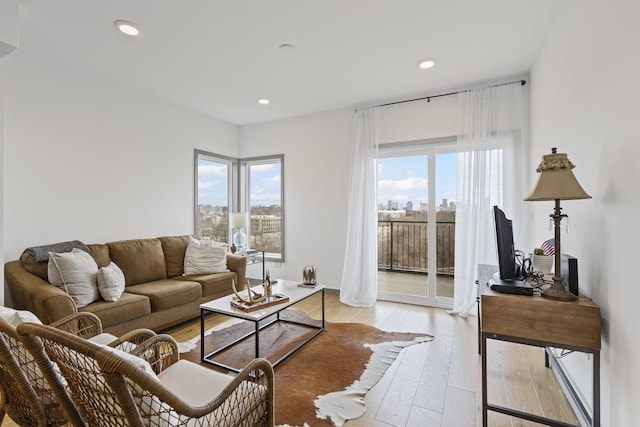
(197, 160, 281, 208)
(377, 153, 457, 210)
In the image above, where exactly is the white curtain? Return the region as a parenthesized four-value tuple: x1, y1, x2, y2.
(339, 108, 379, 307)
(451, 82, 527, 317)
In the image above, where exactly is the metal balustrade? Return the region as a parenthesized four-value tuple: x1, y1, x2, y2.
(377, 220, 455, 275)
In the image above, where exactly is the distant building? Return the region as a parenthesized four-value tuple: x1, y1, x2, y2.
(405, 201, 413, 211)
(251, 215, 281, 233)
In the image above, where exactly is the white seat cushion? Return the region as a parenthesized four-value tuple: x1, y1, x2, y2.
(157, 359, 234, 407)
(88, 332, 119, 346)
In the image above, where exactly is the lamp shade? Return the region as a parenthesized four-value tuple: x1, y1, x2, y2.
(524, 148, 591, 201)
(229, 212, 248, 228)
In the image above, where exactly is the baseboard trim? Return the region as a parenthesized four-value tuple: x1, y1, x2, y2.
(546, 347, 591, 427)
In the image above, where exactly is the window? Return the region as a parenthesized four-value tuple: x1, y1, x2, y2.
(194, 151, 284, 261)
(194, 150, 236, 243)
(241, 155, 284, 261)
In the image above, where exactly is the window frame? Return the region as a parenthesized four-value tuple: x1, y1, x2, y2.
(193, 150, 238, 243)
(239, 154, 285, 262)
(194, 150, 284, 262)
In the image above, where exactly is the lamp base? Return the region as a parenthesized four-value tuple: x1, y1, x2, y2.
(541, 277, 577, 301)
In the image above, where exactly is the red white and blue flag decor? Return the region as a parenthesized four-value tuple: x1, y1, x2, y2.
(541, 238, 555, 256)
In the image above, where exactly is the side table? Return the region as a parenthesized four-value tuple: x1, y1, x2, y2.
(478, 265, 601, 427)
(239, 250, 265, 282)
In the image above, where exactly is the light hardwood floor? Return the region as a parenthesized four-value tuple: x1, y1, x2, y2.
(2, 292, 578, 427)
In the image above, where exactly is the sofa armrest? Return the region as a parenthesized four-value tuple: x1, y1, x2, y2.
(226, 254, 247, 286)
(4, 260, 78, 324)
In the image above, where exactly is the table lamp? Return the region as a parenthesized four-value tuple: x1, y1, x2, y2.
(525, 148, 591, 301)
(230, 212, 248, 249)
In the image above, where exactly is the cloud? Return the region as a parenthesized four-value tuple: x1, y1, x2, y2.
(378, 177, 427, 191)
(251, 164, 274, 173)
(198, 164, 227, 177)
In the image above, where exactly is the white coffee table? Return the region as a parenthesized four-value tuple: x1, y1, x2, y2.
(199, 279, 325, 372)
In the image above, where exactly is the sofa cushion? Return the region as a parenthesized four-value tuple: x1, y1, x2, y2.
(124, 280, 202, 312)
(97, 262, 126, 302)
(48, 249, 100, 308)
(79, 292, 151, 328)
(107, 239, 167, 286)
(174, 272, 236, 298)
(87, 243, 111, 268)
(183, 238, 228, 275)
(158, 235, 191, 278)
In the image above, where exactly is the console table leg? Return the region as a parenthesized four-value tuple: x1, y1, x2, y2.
(593, 350, 600, 427)
(482, 333, 488, 427)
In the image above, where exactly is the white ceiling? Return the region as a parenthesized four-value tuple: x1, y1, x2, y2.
(18, 0, 559, 126)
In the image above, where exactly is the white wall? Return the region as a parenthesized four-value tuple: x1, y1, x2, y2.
(0, 0, 19, 58)
(1, 51, 239, 303)
(0, 0, 19, 305)
(239, 109, 353, 286)
(530, 0, 640, 424)
(0, 66, 4, 306)
(239, 96, 460, 288)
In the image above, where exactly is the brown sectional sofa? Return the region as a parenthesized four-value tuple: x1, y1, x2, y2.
(4, 235, 247, 336)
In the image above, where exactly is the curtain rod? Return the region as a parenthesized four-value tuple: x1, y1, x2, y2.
(373, 79, 526, 109)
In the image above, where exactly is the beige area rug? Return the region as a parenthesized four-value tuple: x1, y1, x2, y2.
(179, 309, 433, 427)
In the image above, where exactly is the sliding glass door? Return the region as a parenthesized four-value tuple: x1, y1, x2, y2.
(377, 140, 456, 308)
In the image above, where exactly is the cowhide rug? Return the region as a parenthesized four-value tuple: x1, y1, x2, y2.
(179, 309, 433, 426)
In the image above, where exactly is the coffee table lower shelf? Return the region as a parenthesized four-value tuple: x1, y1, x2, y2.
(201, 314, 324, 373)
(199, 284, 325, 373)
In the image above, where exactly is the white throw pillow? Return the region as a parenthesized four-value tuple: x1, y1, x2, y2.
(183, 238, 228, 276)
(97, 261, 126, 302)
(48, 248, 100, 308)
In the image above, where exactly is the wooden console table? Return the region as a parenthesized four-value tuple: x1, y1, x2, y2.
(478, 265, 601, 427)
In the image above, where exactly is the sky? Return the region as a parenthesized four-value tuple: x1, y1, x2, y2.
(198, 154, 455, 209)
(197, 159, 281, 207)
(377, 153, 457, 209)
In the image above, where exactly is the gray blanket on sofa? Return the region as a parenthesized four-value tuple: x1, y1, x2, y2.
(22, 240, 90, 262)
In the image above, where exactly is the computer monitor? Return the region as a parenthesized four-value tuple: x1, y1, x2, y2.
(493, 206, 517, 281)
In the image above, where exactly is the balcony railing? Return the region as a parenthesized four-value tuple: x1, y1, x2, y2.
(377, 220, 455, 275)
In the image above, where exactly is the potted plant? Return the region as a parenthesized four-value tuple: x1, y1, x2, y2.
(532, 248, 554, 274)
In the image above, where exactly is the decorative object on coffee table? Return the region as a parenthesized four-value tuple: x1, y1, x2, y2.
(230, 293, 289, 312)
(302, 265, 317, 285)
(264, 269, 272, 297)
(231, 279, 267, 305)
(230, 242, 237, 254)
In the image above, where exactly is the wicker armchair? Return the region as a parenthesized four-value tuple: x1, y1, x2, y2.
(0, 311, 157, 426)
(18, 322, 275, 427)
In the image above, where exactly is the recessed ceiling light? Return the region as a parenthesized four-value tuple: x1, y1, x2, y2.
(278, 43, 295, 54)
(114, 20, 140, 37)
(257, 98, 271, 105)
(417, 58, 437, 69)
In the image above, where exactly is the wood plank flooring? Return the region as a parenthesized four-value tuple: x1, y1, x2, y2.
(2, 292, 579, 427)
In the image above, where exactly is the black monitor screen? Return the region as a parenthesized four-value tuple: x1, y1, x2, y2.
(493, 206, 517, 281)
